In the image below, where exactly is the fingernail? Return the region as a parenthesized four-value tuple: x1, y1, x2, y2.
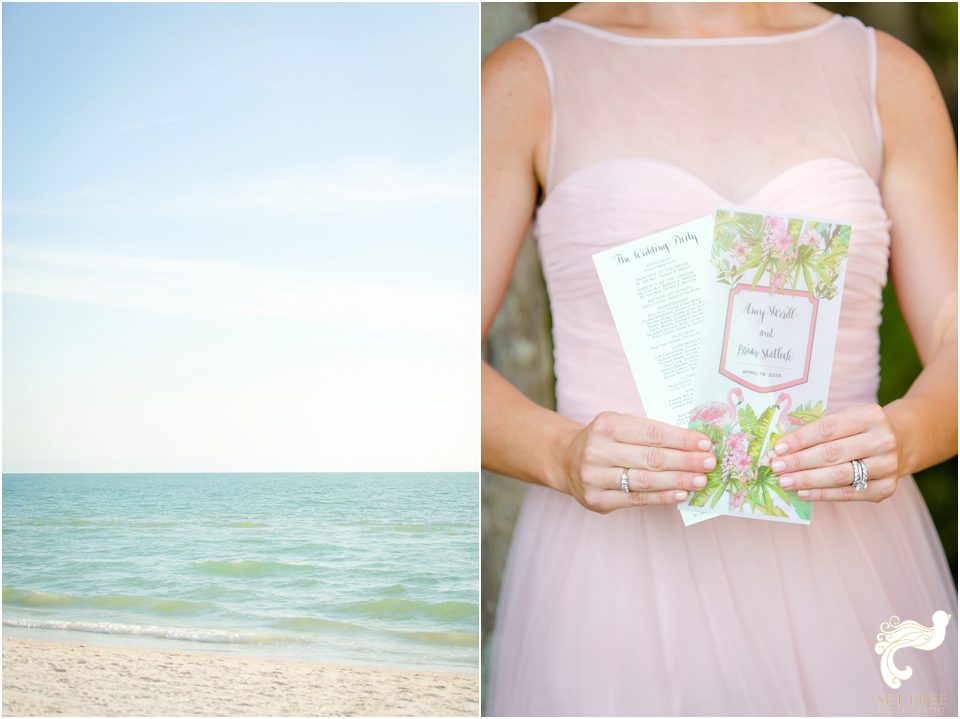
(796, 489, 810, 498)
(693, 475, 707, 489)
(771, 460, 785, 473)
(674, 491, 688, 502)
(703, 456, 716, 471)
(775, 443, 788, 454)
(778, 476, 794, 489)
(697, 439, 711, 451)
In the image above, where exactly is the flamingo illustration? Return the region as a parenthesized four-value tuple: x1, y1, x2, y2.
(774, 392, 803, 434)
(689, 388, 745, 504)
(689, 388, 744, 430)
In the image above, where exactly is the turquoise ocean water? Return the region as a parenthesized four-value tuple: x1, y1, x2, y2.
(2, 473, 478, 672)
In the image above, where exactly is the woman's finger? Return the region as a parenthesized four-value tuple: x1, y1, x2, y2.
(607, 442, 717, 474)
(773, 405, 874, 456)
(795, 477, 896, 502)
(777, 456, 888, 491)
(593, 488, 689, 512)
(603, 467, 707, 493)
(603, 413, 712, 452)
(771, 433, 879, 474)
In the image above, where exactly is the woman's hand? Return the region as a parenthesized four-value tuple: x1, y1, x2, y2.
(769, 403, 903, 502)
(557, 412, 717, 513)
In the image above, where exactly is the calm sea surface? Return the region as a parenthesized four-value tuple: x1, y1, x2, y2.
(2, 473, 478, 671)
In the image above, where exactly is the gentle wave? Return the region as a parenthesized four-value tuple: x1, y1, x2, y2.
(380, 583, 410, 597)
(391, 524, 442, 534)
(2, 618, 303, 645)
(274, 616, 366, 633)
(341, 598, 477, 622)
(3, 587, 210, 615)
(348, 520, 475, 534)
(390, 630, 479, 647)
(192, 560, 316, 577)
(274, 617, 477, 647)
(15, 518, 178, 528)
(13, 519, 276, 530)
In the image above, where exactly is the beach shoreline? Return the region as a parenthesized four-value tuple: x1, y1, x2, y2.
(2, 636, 479, 716)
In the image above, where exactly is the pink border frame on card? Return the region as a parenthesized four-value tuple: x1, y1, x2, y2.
(718, 283, 819, 392)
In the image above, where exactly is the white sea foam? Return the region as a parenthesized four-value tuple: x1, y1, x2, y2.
(2, 618, 301, 645)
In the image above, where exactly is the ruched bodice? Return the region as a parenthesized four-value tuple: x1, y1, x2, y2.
(488, 13, 956, 717)
(537, 157, 892, 425)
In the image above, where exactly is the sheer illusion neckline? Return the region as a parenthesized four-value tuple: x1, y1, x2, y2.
(550, 13, 842, 46)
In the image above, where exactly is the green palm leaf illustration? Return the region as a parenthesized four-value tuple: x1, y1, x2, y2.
(788, 492, 812, 521)
(789, 401, 826, 424)
(738, 404, 758, 436)
(708, 479, 731, 509)
(748, 406, 776, 463)
(802, 264, 815, 297)
(751, 257, 770, 289)
(690, 421, 725, 446)
(689, 473, 723, 507)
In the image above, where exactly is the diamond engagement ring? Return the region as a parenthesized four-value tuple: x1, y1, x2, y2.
(619, 469, 630, 494)
(851, 458, 868, 492)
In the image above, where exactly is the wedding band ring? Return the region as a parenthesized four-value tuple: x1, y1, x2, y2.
(619, 469, 630, 494)
(851, 459, 868, 492)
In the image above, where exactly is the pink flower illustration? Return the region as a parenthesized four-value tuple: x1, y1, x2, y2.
(730, 488, 748, 510)
(726, 431, 749, 454)
(770, 267, 790, 291)
(800, 227, 822, 248)
(773, 235, 792, 257)
(732, 451, 752, 476)
(731, 237, 750, 261)
(763, 215, 787, 243)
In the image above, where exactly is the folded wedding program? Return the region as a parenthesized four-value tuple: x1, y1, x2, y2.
(593, 208, 851, 525)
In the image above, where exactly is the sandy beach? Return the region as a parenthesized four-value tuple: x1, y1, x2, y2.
(2, 637, 479, 716)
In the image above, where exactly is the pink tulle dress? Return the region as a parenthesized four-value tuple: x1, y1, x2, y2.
(487, 14, 957, 716)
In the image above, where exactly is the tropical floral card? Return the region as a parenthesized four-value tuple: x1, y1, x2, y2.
(680, 208, 851, 525)
(594, 208, 851, 526)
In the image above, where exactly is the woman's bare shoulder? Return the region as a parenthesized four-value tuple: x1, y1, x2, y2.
(874, 30, 947, 153)
(483, 36, 549, 104)
(482, 37, 550, 150)
(875, 30, 939, 85)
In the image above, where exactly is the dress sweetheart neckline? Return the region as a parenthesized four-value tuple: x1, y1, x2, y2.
(538, 156, 881, 215)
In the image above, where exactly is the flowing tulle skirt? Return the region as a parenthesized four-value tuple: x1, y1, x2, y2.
(488, 474, 957, 716)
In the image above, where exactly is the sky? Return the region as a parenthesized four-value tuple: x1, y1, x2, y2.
(2, 3, 478, 473)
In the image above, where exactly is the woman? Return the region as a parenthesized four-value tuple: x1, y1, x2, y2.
(482, 3, 957, 715)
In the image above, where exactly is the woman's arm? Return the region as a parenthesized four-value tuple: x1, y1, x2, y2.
(769, 32, 958, 501)
(875, 31, 958, 476)
(481, 38, 572, 491)
(481, 38, 715, 512)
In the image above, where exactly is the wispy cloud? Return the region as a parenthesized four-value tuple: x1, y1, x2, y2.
(3, 154, 476, 218)
(4, 246, 476, 334)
